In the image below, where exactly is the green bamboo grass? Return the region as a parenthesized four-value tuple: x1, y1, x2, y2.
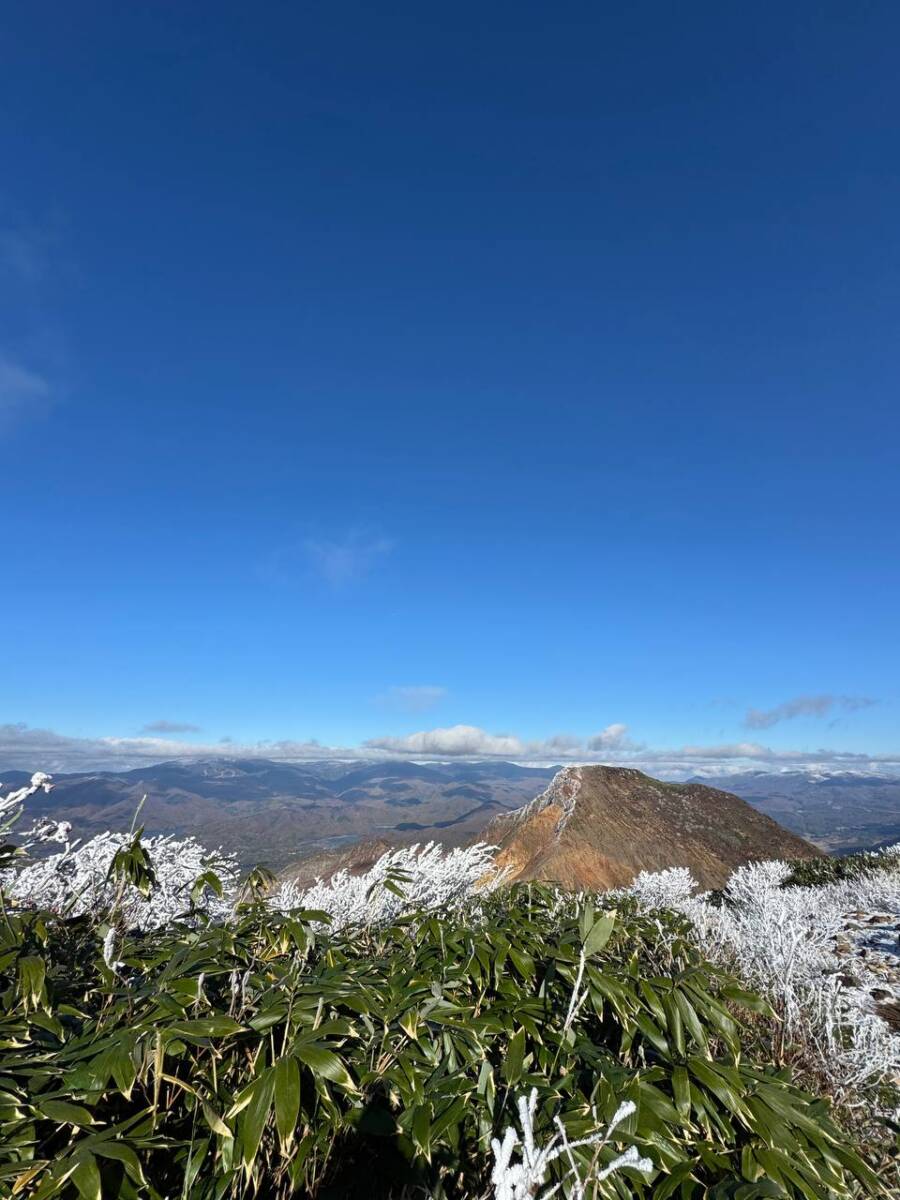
(0, 880, 882, 1199)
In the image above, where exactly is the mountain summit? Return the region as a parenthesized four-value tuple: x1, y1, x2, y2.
(484, 765, 821, 891)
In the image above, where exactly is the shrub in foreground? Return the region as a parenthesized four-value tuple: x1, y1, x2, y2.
(0, 885, 881, 1199)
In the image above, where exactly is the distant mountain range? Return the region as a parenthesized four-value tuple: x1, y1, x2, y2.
(2, 758, 897, 870)
(692, 770, 900, 854)
(487, 766, 819, 891)
(0, 758, 556, 870)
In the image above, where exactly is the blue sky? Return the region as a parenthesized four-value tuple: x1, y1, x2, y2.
(2, 2, 898, 774)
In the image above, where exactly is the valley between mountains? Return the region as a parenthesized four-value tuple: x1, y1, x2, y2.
(4, 755, 893, 879)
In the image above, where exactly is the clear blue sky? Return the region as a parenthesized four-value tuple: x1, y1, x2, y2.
(2, 2, 898, 773)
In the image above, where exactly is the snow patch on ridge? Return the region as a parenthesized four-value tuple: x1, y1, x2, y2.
(496, 765, 584, 837)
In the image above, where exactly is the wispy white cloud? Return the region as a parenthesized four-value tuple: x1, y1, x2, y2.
(0, 221, 65, 432)
(540, 734, 583, 754)
(140, 720, 202, 734)
(0, 354, 51, 426)
(374, 685, 447, 713)
(303, 531, 393, 587)
(0, 227, 50, 286)
(0, 723, 334, 774)
(745, 694, 877, 730)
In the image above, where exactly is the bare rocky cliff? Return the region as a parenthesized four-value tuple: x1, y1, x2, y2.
(484, 765, 821, 891)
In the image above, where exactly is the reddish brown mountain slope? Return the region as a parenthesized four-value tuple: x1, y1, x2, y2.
(484, 766, 821, 891)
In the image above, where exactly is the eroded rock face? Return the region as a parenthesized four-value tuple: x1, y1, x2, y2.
(484, 765, 822, 892)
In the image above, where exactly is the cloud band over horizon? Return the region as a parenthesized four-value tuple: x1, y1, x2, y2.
(1, 720, 898, 779)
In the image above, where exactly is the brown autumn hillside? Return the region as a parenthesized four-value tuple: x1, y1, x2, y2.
(484, 765, 821, 891)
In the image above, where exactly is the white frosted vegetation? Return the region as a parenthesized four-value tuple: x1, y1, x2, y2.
(2, 775, 502, 933)
(4, 829, 239, 929)
(490, 1089, 652, 1200)
(272, 839, 504, 930)
(626, 865, 697, 909)
(4, 768, 899, 1144)
(2, 772, 238, 928)
(624, 856, 900, 1109)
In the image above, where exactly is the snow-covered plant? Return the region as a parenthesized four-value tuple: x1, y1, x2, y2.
(0, 772, 58, 869)
(4, 830, 238, 929)
(490, 1088, 652, 1199)
(624, 852, 900, 1111)
(1, 770, 238, 929)
(271, 840, 504, 931)
(0, 771, 54, 822)
(626, 865, 698, 909)
(722, 858, 793, 906)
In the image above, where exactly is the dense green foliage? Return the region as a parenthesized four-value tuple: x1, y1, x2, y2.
(784, 846, 900, 889)
(0, 887, 882, 1199)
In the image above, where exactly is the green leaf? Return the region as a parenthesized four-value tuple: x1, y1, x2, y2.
(184, 1139, 209, 1191)
(165, 1016, 245, 1039)
(91, 1142, 146, 1186)
(294, 1042, 356, 1090)
(70, 1155, 101, 1200)
(674, 991, 707, 1049)
(202, 1101, 233, 1139)
(110, 1047, 137, 1098)
(191, 869, 224, 902)
(17, 956, 46, 1009)
(274, 1056, 301, 1150)
(411, 1102, 433, 1161)
(721, 984, 773, 1016)
(37, 1100, 94, 1127)
(583, 911, 616, 956)
(672, 1066, 691, 1117)
(578, 898, 595, 943)
(503, 1027, 526, 1085)
(651, 1162, 697, 1200)
(827, 1141, 886, 1193)
(239, 1068, 276, 1169)
(431, 1096, 467, 1143)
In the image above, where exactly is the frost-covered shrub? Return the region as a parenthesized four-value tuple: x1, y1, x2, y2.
(3, 773, 505, 935)
(2, 771, 239, 929)
(0, 772, 60, 868)
(272, 840, 503, 930)
(625, 853, 900, 1114)
(4, 830, 238, 929)
(625, 865, 698, 909)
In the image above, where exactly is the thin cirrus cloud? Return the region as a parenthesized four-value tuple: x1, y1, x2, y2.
(303, 531, 393, 587)
(1, 228, 49, 285)
(0, 354, 50, 426)
(257, 530, 393, 589)
(0, 223, 63, 432)
(374, 685, 448, 714)
(140, 720, 202, 734)
(744, 694, 877, 730)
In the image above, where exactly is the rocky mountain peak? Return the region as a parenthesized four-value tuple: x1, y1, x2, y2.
(484, 764, 821, 891)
